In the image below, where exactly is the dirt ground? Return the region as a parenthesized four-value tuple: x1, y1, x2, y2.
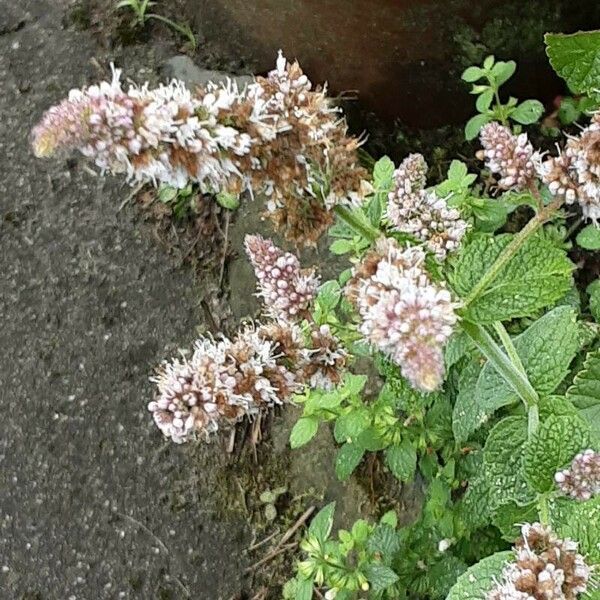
(0, 1, 250, 598)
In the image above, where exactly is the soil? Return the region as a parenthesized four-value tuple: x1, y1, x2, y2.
(0, 1, 423, 598)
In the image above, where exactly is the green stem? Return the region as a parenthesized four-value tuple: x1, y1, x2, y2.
(333, 205, 380, 243)
(493, 322, 526, 375)
(461, 321, 539, 410)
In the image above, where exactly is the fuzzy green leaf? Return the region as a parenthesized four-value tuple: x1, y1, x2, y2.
(492, 501, 539, 542)
(483, 417, 534, 507)
(577, 224, 600, 250)
(364, 563, 399, 591)
(465, 113, 491, 140)
(492, 60, 516, 85)
(587, 280, 600, 323)
(473, 306, 580, 427)
(566, 349, 600, 439)
(545, 31, 600, 94)
(290, 417, 319, 449)
(452, 358, 485, 443)
(333, 409, 371, 443)
(523, 414, 591, 493)
(309, 502, 336, 542)
(511, 99, 544, 124)
(367, 524, 401, 559)
(373, 156, 395, 188)
(329, 239, 354, 255)
(385, 440, 417, 482)
(462, 66, 485, 82)
(449, 233, 573, 323)
(446, 551, 513, 600)
(335, 442, 365, 480)
(549, 496, 600, 564)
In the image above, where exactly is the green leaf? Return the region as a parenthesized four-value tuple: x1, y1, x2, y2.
(367, 523, 401, 558)
(379, 510, 397, 528)
(483, 417, 534, 506)
(294, 576, 314, 600)
(385, 440, 417, 482)
(492, 501, 539, 542)
(549, 496, 600, 563)
(462, 66, 485, 82)
(158, 185, 178, 203)
(473, 306, 580, 427)
(446, 551, 513, 600)
(290, 417, 319, 449)
(449, 233, 573, 323)
(445, 330, 474, 371)
(334, 409, 371, 443)
(567, 349, 600, 439)
(577, 224, 600, 250)
(476, 89, 494, 112)
(587, 279, 600, 323)
(452, 358, 485, 443)
(491, 60, 516, 85)
(316, 280, 341, 312)
(465, 113, 491, 140)
(511, 99, 544, 124)
(335, 442, 365, 480)
(363, 563, 399, 592)
(545, 31, 600, 94)
(329, 239, 353, 255)
(357, 428, 387, 451)
(215, 191, 240, 210)
(457, 474, 494, 531)
(309, 502, 336, 542)
(523, 414, 591, 493)
(373, 155, 395, 188)
(341, 373, 368, 396)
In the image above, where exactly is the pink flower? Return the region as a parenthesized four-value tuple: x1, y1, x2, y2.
(387, 153, 468, 259)
(352, 239, 457, 392)
(478, 122, 537, 190)
(555, 449, 600, 501)
(244, 234, 319, 321)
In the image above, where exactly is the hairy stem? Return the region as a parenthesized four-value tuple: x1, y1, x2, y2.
(493, 321, 525, 375)
(462, 320, 539, 410)
(333, 205, 381, 243)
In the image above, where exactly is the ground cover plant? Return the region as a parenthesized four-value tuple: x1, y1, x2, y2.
(32, 29, 600, 600)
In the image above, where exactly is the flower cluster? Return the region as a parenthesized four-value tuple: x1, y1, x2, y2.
(487, 523, 591, 600)
(386, 153, 468, 260)
(32, 53, 368, 246)
(149, 327, 293, 443)
(539, 113, 600, 223)
(347, 238, 458, 392)
(477, 122, 537, 191)
(149, 319, 347, 442)
(244, 234, 320, 321)
(555, 449, 600, 501)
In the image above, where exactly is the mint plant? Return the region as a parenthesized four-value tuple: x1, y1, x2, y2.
(32, 30, 600, 600)
(461, 55, 544, 140)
